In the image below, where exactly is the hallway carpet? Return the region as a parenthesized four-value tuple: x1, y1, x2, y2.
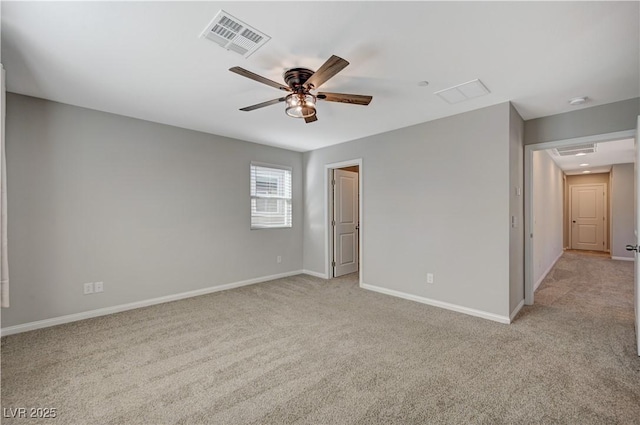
(2, 252, 639, 424)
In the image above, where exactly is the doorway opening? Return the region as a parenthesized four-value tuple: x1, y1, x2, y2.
(524, 130, 636, 305)
(568, 181, 608, 252)
(325, 159, 363, 283)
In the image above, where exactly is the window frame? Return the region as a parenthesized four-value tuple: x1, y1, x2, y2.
(250, 162, 292, 230)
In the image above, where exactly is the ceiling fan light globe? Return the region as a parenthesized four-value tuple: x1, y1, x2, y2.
(286, 105, 316, 118)
(285, 93, 316, 118)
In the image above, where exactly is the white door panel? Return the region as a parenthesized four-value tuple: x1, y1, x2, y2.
(578, 225, 597, 244)
(333, 169, 359, 277)
(339, 234, 355, 263)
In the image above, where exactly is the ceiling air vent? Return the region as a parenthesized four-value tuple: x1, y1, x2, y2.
(552, 143, 597, 157)
(200, 10, 270, 58)
(434, 79, 490, 104)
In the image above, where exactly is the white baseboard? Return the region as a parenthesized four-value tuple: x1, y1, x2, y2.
(534, 250, 563, 291)
(360, 282, 510, 324)
(510, 299, 525, 322)
(302, 269, 328, 279)
(1, 270, 303, 336)
(611, 256, 634, 262)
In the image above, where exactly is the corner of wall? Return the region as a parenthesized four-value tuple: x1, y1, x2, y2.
(509, 103, 525, 313)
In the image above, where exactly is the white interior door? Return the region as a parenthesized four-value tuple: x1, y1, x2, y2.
(570, 184, 605, 251)
(333, 169, 359, 277)
(635, 116, 640, 356)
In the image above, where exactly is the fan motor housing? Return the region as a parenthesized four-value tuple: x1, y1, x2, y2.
(283, 68, 314, 89)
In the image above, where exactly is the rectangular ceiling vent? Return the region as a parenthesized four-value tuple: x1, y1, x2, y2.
(200, 10, 270, 58)
(553, 143, 597, 156)
(434, 79, 490, 104)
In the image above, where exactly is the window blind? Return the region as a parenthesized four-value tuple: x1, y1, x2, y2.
(250, 162, 292, 229)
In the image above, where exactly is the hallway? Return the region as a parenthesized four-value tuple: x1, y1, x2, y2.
(533, 251, 633, 322)
(518, 250, 638, 370)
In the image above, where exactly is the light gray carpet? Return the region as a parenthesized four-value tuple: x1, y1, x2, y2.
(2, 251, 640, 424)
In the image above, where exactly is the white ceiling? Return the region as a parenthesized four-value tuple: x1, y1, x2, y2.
(546, 138, 635, 176)
(2, 1, 639, 152)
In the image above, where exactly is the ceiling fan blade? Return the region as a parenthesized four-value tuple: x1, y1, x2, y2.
(303, 55, 349, 90)
(229, 67, 291, 92)
(304, 114, 318, 124)
(317, 92, 372, 105)
(239, 97, 286, 112)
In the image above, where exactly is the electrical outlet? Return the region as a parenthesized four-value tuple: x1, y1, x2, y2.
(94, 282, 104, 293)
(83, 282, 94, 295)
(277, 255, 282, 263)
(427, 273, 434, 284)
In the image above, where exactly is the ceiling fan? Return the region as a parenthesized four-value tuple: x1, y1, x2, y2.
(229, 55, 372, 123)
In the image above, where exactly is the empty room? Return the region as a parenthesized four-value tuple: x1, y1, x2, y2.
(1, 2, 639, 424)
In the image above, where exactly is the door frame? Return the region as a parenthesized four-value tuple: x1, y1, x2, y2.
(524, 130, 635, 305)
(568, 183, 608, 251)
(325, 158, 363, 283)
(635, 117, 640, 356)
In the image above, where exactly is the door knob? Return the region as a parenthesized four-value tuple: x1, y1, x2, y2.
(625, 244, 639, 252)
(572, 220, 576, 223)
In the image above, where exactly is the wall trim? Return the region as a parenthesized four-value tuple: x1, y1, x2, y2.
(360, 282, 510, 324)
(534, 250, 563, 291)
(510, 299, 526, 322)
(302, 269, 328, 279)
(1, 270, 303, 336)
(611, 256, 634, 262)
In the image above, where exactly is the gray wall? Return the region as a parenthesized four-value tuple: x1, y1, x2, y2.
(611, 163, 635, 259)
(524, 98, 640, 146)
(304, 103, 514, 318)
(8, 91, 634, 327)
(509, 104, 524, 313)
(532, 150, 564, 289)
(3, 93, 303, 327)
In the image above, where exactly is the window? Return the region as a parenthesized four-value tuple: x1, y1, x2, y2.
(250, 162, 292, 229)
